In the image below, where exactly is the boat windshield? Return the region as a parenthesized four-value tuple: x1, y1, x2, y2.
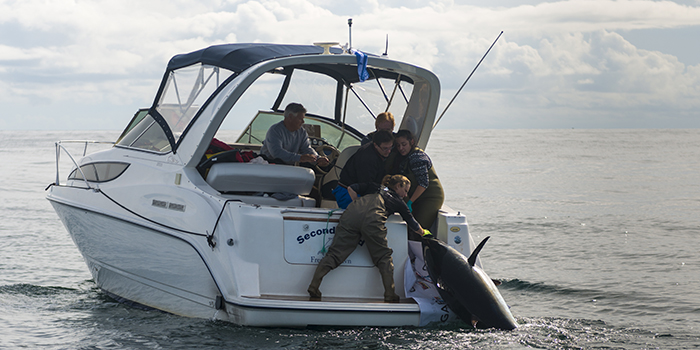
(156, 63, 234, 143)
(115, 112, 172, 153)
(236, 111, 361, 150)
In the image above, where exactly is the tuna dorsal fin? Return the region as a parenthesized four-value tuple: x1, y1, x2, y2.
(468, 236, 490, 266)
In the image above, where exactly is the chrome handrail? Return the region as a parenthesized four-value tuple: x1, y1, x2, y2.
(54, 140, 115, 188)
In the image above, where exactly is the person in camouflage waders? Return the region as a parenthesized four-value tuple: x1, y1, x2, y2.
(308, 174, 429, 303)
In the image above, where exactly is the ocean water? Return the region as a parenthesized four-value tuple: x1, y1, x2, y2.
(1, 129, 699, 349)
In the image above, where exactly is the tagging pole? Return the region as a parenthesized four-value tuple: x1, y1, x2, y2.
(433, 31, 503, 129)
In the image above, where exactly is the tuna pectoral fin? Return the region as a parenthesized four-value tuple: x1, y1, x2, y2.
(467, 236, 490, 267)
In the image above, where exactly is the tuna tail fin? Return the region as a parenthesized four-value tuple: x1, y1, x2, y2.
(468, 236, 490, 266)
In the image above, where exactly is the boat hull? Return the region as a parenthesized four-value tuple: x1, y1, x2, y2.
(49, 198, 223, 319)
(48, 189, 424, 327)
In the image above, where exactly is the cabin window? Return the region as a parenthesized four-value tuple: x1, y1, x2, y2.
(68, 162, 129, 182)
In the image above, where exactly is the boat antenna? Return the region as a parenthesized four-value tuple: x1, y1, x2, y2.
(348, 18, 353, 50)
(433, 31, 503, 129)
(383, 34, 388, 56)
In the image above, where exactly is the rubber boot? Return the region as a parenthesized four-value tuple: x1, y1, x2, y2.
(307, 265, 332, 301)
(377, 261, 400, 303)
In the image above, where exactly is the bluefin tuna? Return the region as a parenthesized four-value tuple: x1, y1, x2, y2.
(422, 236, 517, 330)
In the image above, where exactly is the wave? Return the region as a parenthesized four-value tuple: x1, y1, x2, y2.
(501, 278, 696, 308)
(501, 278, 672, 306)
(499, 278, 607, 296)
(0, 281, 113, 304)
(0, 283, 77, 296)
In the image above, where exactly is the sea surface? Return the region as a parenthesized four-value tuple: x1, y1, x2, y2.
(1, 129, 699, 349)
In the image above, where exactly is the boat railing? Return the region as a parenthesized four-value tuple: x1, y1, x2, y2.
(54, 140, 115, 188)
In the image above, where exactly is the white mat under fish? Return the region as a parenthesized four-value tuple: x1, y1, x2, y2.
(403, 241, 461, 326)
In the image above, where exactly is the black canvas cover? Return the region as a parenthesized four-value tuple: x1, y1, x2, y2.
(167, 43, 340, 73)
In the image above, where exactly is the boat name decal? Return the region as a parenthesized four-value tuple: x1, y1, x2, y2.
(284, 221, 374, 267)
(297, 227, 335, 245)
(309, 255, 352, 265)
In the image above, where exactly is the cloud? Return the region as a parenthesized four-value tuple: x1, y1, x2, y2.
(0, 0, 699, 129)
(439, 29, 700, 128)
(497, 0, 700, 34)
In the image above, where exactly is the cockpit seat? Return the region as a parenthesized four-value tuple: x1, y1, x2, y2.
(318, 144, 361, 207)
(205, 162, 315, 195)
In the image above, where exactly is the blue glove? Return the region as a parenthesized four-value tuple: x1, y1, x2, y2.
(407, 200, 413, 212)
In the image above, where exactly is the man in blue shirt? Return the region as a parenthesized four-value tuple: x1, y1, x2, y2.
(260, 103, 329, 166)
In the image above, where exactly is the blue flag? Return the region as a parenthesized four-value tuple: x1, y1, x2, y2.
(354, 50, 369, 82)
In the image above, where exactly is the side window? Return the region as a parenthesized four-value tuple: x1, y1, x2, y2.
(116, 114, 172, 153)
(69, 162, 129, 182)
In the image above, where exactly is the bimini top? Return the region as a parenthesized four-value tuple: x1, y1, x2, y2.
(163, 43, 395, 86)
(166, 43, 343, 74)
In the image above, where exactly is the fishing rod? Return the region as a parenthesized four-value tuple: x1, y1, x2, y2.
(433, 31, 503, 129)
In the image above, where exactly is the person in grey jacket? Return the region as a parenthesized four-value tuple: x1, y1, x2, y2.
(260, 103, 329, 166)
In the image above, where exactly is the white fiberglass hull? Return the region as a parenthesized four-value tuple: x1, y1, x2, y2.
(49, 198, 223, 319)
(47, 186, 429, 327)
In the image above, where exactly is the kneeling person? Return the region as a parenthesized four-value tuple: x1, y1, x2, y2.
(308, 175, 424, 303)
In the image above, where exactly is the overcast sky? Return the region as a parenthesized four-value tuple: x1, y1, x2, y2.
(1, 0, 699, 130)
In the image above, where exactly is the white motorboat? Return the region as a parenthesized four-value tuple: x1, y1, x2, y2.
(46, 42, 482, 327)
